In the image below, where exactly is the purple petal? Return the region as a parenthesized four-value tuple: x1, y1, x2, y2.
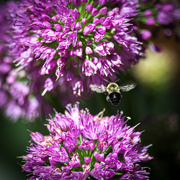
(84, 157, 91, 164)
(86, 4, 94, 12)
(75, 22, 82, 29)
(99, 0, 106, 6)
(96, 26, 106, 35)
(86, 46, 93, 54)
(54, 24, 62, 31)
(99, 7, 108, 15)
(91, 8, 99, 16)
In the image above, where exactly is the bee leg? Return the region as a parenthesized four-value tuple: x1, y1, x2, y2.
(106, 95, 111, 102)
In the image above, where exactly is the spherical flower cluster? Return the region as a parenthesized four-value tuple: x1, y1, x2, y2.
(0, 46, 52, 121)
(0, 2, 52, 121)
(143, 2, 180, 27)
(139, 0, 180, 39)
(8, 0, 143, 96)
(0, 66, 38, 120)
(156, 2, 180, 37)
(156, 3, 180, 25)
(22, 104, 152, 179)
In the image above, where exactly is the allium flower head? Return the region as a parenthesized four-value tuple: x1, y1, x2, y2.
(156, 3, 180, 25)
(138, 0, 180, 40)
(8, 0, 143, 96)
(0, 1, 52, 121)
(22, 103, 152, 179)
(0, 48, 52, 121)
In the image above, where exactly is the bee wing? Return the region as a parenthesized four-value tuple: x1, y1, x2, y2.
(90, 84, 106, 93)
(119, 81, 136, 92)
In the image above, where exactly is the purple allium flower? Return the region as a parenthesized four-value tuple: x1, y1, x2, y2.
(8, 0, 143, 96)
(138, 0, 180, 40)
(22, 103, 153, 179)
(156, 3, 180, 25)
(0, 2, 52, 121)
(0, 52, 52, 121)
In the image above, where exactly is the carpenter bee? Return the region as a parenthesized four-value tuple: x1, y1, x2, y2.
(90, 81, 136, 106)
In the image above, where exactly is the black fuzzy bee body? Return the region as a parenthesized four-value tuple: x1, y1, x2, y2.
(108, 92, 122, 106)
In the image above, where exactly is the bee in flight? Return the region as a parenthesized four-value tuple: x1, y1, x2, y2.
(90, 81, 136, 106)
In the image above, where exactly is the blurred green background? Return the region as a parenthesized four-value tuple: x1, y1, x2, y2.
(1, 32, 180, 179)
